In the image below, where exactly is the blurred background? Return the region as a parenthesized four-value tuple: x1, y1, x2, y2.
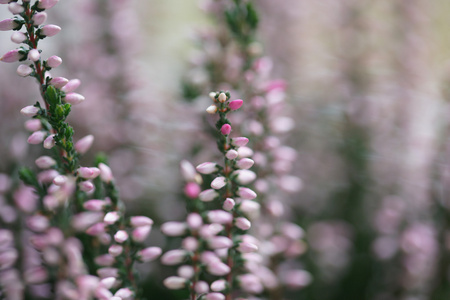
(1, 0, 450, 299)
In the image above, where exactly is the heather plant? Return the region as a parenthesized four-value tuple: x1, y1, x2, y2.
(0, 1, 160, 299)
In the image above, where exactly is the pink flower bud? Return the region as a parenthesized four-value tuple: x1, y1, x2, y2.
(199, 224, 223, 239)
(0, 19, 19, 31)
(50, 76, 68, 88)
(0, 230, 13, 248)
(41, 24, 61, 37)
(223, 198, 235, 211)
(235, 217, 251, 230)
(20, 105, 39, 117)
(161, 222, 187, 237)
(97, 267, 118, 279)
(17, 64, 33, 76)
(95, 254, 115, 267)
(237, 241, 258, 253)
(236, 158, 254, 169)
(234, 170, 257, 184)
(11, 31, 26, 44)
(37, 169, 58, 183)
(196, 162, 218, 174)
(282, 270, 312, 289)
(27, 215, 49, 232)
(226, 149, 238, 160)
(104, 211, 120, 224)
(232, 137, 249, 147)
(205, 293, 225, 300)
(229, 99, 243, 110)
(28, 49, 40, 62)
(83, 199, 106, 211)
(238, 274, 264, 294)
(182, 237, 199, 251)
(209, 92, 216, 99)
(239, 200, 260, 218)
(238, 187, 257, 199)
(218, 92, 227, 103)
(24, 267, 48, 284)
(177, 265, 194, 279)
(211, 176, 226, 189)
(64, 92, 85, 105)
(0, 49, 23, 63)
(95, 287, 113, 300)
(201, 251, 221, 264)
(137, 247, 162, 262)
(8, 2, 24, 14)
(47, 55, 62, 68)
(114, 288, 133, 299)
(220, 124, 231, 135)
(208, 236, 233, 249)
(53, 175, 67, 186)
(86, 222, 106, 236)
(130, 216, 153, 227)
(186, 212, 203, 229)
(195, 281, 210, 294)
(61, 78, 81, 93)
(25, 119, 42, 131)
(206, 104, 217, 114)
(180, 160, 197, 181)
(79, 180, 94, 192)
(207, 261, 230, 276)
(43, 134, 55, 149)
(163, 276, 186, 290)
(27, 131, 45, 144)
(132, 225, 151, 242)
(37, 0, 59, 9)
(98, 163, 114, 183)
(199, 189, 218, 202)
(78, 167, 100, 179)
(211, 279, 227, 292)
(0, 249, 18, 268)
(237, 146, 254, 158)
(161, 249, 187, 265)
(108, 244, 123, 257)
(114, 230, 128, 243)
(72, 211, 103, 231)
(207, 210, 233, 224)
(184, 182, 201, 198)
(32, 12, 47, 25)
(35, 156, 55, 169)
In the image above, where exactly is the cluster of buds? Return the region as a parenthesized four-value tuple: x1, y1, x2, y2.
(0, 1, 161, 299)
(161, 92, 264, 300)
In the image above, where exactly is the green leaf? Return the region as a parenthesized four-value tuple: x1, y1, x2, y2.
(18, 167, 39, 188)
(45, 85, 61, 106)
(246, 3, 259, 29)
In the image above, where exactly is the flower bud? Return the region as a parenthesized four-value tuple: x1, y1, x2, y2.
(220, 124, 231, 135)
(86, 222, 106, 236)
(130, 216, 153, 227)
(209, 92, 216, 99)
(53, 175, 67, 186)
(199, 189, 218, 202)
(234, 170, 256, 184)
(223, 198, 235, 211)
(104, 211, 120, 224)
(163, 276, 187, 290)
(211, 279, 227, 292)
(137, 247, 162, 262)
(207, 210, 233, 224)
(196, 281, 210, 294)
(64, 93, 85, 105)
(11, 31, 26, 44)
(236, 158, 254, 170)
(24, 267, 48, 284)
(161, 222, 187, 237)
(196, 162, 218, 174)
(28, 49, 40, 62)
(205, 293, 225, 300)
(8, 3, 24, 14)
(74, 134, 94, 154)
(95, 254, 115, 267)
(211, 176, 226, 189)
(35, 156, 56, 169)
(43, 134, 55, 149)
(61, 78, 81, 93)
(97, 267, 118, 279)
(207, 261, 230, 276)
(132, 225, 151, 242)
(79, 180, 94, 192)
(180, 160, 197, 181)
(161, 250, 187, 265)
(47, 55, 62, 68)
(182, 237, 198, 251)
(229, 99, 243, 110)
(237, 146, 254, 158)
(208, 236, 233, 249)
(27, 215, 49, 232)
(108, 244, 123, 257)
(25, 119, 42, 131)
(83, 199, 106, 211)
(37, 0, 59, 9)
(186, 212, 203, 229)
(20, 105, 39, 117)
(226, 149, 238, 160)
(237, 241, 258, 253)
(235, 217, 251, 230)
(184, 182, 201, 198)
(27, 131, 45, 144)
(98, 163, 114, 183)
(238, 274, 264, 294)
(218, 92, 227, 103)
(237, 187, 257, 199)
(17, 64, 33, 77)
(231, 137, 249, 147)
(114, 288, 133, 299)
(239, 200, 260, 218)
(32, 12, 47, 25)
(41, 24, 61, 37)
(1, 49, 23, 63)
(50, 76, 68, 88)
(0, 19, 19, 31)
(78, 167, 100, 179)
(206, 104, 217, 114)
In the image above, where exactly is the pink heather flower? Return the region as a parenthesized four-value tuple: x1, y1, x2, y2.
(211, 279, 227, 292)
(208, 236, 233, 249)
(235, 217, 251, 230)
(265, 79, 287, 92)
(104, 211, 120, 225)
(76, 275, 100, 299)
(178, 265, 195, 279)
(220, 124, 231, 135)
(201, 251, 221, 264)
(0, 249, 18, 268)
(53, 175, 67, 186)
(196, 162, 218, 174)
(237, 241, 258, 253)
(98, 163, 114, 183)
(199, 189, 219, 202)
(161, 249, 187, 265)
(47, 55, 62, 68)
(64, 92, 85, 105)
(205, 293, 225, 300)
(20, 105, 39, 117)
(207, 261, 231, 276)
(28, 49, 40, 62)
(184, 182, 200, 199)
(11, 31, 26, 44)
(236, 158, 254, 169)
(50, 76, 69, 88)
(114, 288, 133, 299)
(195, 281, 210, 294)
(24, 267, 48, 284)
(223, 198, 235, 211)
(97, 267, 119, 279)
(114, 230, 128, 243)
(46, 227, 64, 245)
(108, 244, 123, 257)
(238, 274, 264, 294)
(226, 149, 238, 160)
(132, 225, 151, 242)
(74, 134, 94, 154)
(79, 180, 94, 192)
(218, 92, 227, 103)
(239, 200, 261, 218)
(130, 216, 154, 227)
(209, 92, 217, 99)
(86, 222, 107, 236)
(163, 276, 187, 290)
(186, 212, 203, 229)
(238, 187, 257, 199)
(0, 49, 23, 63)
(278, 175, 303, 193)
(17, 64, 33, 76)
(229, 99, 243, 110)
(37, 0, 59, 9)
(237, 146, 254, 158)
(207, 210, 233, 224)
(137, 247, 162, 262)
(95, 254, 115, 267)
(78, 167, 100, 179)
(41, 24, 61, 37)
(234, 170, 257, 184)
(99, 277, 116, 289)
(37, 169, 59, 183)
(83, 199, 106, 211)
(43, 134, 55, 149)
(0, 19, 19, 31)
(211, 176, 226, 189)
(71, 211, 104, 231)
(95, 287, 114, 300)
(282, 270, 312, 289)
(180, 160, 197, 181)
(182, 237, 199, 251)
(61, 78, 80, 93)
(27, 131, 45, 144)
(8, 3, 24, 14)
(0, 230, 13, 248)
(199, 224, 224, 239)
(161, 222, 187, 237)
(27, 215, 49, 232)
(35, 156, 56, 169)
(206, 104, 218, 114)
(32, 12, 47, 25)
(231, 137, 249, 147)
(25, 118, 42, 131)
